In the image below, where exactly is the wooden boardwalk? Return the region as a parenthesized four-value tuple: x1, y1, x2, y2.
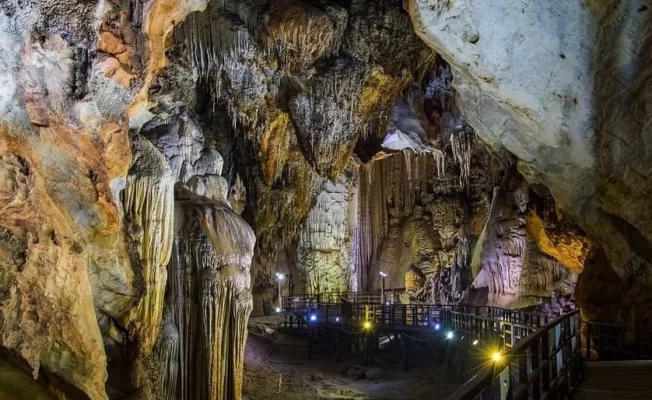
(574, 361, 652, 399)
(280, 292, 548, 361)
(281, 292, 652, 399)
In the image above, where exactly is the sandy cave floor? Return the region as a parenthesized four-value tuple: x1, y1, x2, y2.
(243, 316, 466, 400)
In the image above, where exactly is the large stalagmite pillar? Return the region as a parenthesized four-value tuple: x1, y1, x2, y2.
(157, 190, 254, 400)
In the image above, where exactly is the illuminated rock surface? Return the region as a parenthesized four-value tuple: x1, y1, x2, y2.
(0, 0, 648, 397)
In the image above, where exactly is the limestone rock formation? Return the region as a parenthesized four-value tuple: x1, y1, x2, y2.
(0, 0, 649, 397)
(0, 0, 253, 397)
(408, 0, 652, 325)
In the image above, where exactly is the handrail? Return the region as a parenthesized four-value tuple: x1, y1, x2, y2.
(584, 320, 652, 360)
(446, 310, 581, 400)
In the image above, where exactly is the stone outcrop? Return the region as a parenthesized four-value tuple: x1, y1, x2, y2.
(0, 0, 252, 397)
(407, 0, 651, 325)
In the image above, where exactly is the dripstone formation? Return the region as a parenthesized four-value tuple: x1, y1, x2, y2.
(0, 0, 648, 398)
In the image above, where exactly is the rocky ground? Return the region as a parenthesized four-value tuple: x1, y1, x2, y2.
(244, 317, 464, 400)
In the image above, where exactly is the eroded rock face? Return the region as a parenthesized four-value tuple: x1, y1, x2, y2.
(408, 0, 652, 324)
(0, 0, 251, 397)
(298, 174, 357, 293)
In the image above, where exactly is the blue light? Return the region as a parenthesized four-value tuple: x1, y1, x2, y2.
(335, 317, 340, 322)
(310, 314, 317, 322)
(435, 323, 440, 330)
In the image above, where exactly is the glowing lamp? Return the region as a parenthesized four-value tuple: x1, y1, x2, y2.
(379, 272, 388, 278)
(276, 272, 285, 281)
(446, 331, 454, 340)
(473, 340, 479, 346)
(363, 321, 372, 330)
(275, 307, 281, 313)
(310, 314, 317, 322)
(336, 317, 340, 322)
(492, 352, 502, 362)
(435, 324, 440, 330)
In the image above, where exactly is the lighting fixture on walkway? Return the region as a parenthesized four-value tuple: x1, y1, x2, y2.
(435, 323, 440, 330)
(379, 271, 387, 304)
(492, 352, 502, 362)
(473, 339, 479, 346)
(275, 272, 286, 311)
(336, 317, 340, 322)
(310, 314, 317, 322)
(447, 331, 454, 340)
(275, 307, 281, 313)
(363, 321, 372, 330)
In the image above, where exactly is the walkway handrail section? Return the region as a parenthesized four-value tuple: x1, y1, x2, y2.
(282, 294, 548, 336)
(585, 321, 652, 360)
(282, 292, 382, 308)
(446, 310, 581, 400)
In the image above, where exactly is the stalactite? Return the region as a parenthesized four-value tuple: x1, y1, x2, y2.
(351, 151, 433, 291)
(450, 129, 473, 190)
(122, 137, 175, 357)
(432, 149, 446, 178)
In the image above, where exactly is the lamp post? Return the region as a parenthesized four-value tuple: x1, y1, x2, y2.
(275, 272, 285, 310)
(379, 272, 387, 304)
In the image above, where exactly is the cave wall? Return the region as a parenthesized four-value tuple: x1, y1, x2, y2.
(407, 0, 652, 326)
(0, 0, 648, 396)
(0, 0, 256, 397)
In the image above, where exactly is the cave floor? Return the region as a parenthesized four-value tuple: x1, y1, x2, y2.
(244, 316, 461, 400)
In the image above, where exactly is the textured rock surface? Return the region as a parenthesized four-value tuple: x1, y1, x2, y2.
(0, 0, 648, 396)
(0, 0, 251, 397)
(298, 174, 357, 293)
(408, 0, 652, 324)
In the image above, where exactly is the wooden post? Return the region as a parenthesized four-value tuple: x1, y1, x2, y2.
(308, 326, 314, 359)
(586, 322, 592, 360)
(541, 327, 551, 393)
(336, 328, 341, 362)
(559, 319, 570, 397)
(365, 330, 372, 366)
(598, 325, 604, 360)
(531, 335, 541, 399)
(550, 325, 559, 397)
(518, 346, 528, 394)
(401, 333, 410, 370)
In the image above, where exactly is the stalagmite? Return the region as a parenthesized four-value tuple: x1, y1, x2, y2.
(298, 177, 353, 293)
(156, 190, 253, 400)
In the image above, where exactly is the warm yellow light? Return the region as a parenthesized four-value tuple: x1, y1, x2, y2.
(492, 352, 502, 362)
(363, 321, 372, 330)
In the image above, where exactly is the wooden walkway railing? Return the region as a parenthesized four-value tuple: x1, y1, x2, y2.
(281, 293, 652, 398)
(446, 310, 582, 400)
(281, 294, 548, 338)
(584, 321, 652, 360)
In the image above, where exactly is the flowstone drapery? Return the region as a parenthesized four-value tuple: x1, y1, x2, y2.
(122, 135, 175, 360)
(156, 195, 254, 400)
